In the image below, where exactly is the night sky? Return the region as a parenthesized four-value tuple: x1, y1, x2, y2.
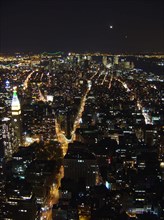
(0, 0, 164, 53)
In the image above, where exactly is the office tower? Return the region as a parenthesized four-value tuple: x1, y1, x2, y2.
(5, 80, 11, 91)
(0, 104, 10, 217)
(11, 87, 22, 146)
(4, 179, 38, 220)
(0, 138, 5, 218)
(113, 55, 119, 65)
(0, 116, 15, 217)
(102, 56, 107, 66)
(1, 117, 15, 160)
(64, 145, 99, 188)
(144, 125, 158, 146)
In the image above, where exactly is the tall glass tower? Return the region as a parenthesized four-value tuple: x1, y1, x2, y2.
(11, 87, 22, 146)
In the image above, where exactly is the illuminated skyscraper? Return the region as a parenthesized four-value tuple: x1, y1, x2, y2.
(113, 55, 119, 65)
(0, 101, 17, 160)
(1, 117, 14, 159)
(0, 116, 15, 217)
(0, 124, 5, 218)
(102, 56, 107, 66)
(11, 87, 22, 146)
(5, 80, 10, 91)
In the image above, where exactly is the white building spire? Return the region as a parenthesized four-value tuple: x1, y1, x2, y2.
(11, 86, 21, 115)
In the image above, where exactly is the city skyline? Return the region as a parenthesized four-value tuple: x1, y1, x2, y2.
(0, 51, 164, 219)
(0, 1, 164, 219)
(0, 0, 164, 53)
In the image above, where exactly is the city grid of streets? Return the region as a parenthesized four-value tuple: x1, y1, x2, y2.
(0, 53, 164, 220)
(19, 54, 161, 219)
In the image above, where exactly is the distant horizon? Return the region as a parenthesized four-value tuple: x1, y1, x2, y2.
(0, 50, 164, 56)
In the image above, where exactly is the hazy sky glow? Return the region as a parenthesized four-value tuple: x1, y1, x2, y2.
(0, 0, 164, 53)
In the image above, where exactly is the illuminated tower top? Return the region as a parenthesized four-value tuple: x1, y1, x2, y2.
(11, 87, 21, 115)
(5, 80, 10, 90)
